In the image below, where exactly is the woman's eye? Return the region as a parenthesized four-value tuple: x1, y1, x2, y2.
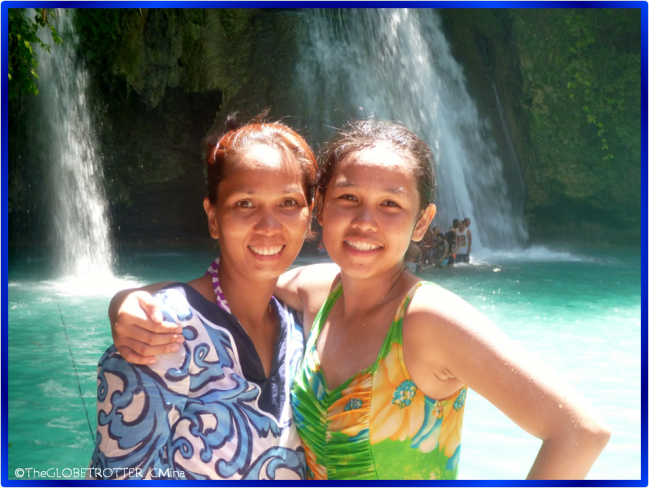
(340, 194, 357, 202)
(235, 200, 253, 208)
(281, 198, 298, 207)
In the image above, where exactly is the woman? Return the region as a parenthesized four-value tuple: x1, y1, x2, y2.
(433, 231, 449, 267)
(87, 116, 318, 480)
(111, 120, 610, 480)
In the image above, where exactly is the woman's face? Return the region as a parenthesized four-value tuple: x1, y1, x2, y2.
(319, 144, 434, 280)
(204, 144, 311, 281)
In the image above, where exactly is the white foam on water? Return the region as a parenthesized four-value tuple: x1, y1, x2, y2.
(9, 275, 143, 298)
(469, 245, 597, 265)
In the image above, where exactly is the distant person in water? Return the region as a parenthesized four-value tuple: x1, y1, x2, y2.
(433, 230, 449, 267)
(464, 217, 472, 258)
(404, 241, 423, 273)
(420, 225, 436, 265)
(449, 218, 459, 234)
(455, 219, 470, 263)
(445, 220, 458, 267)
(445, 230, 456, 268)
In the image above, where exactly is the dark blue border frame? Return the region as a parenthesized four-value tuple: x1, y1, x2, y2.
(1, 1, 646, 486)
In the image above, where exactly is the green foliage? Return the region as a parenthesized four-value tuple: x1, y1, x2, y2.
(74, 9, 121, 73)
(8, 8, 63, 99)
(562, 10, 640, 160)
(513, 9, 640, 163)
(218, 9, 251, 38)
(512, 8, 641, 231)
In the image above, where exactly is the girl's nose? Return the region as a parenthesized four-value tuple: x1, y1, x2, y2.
(351, 204, 378, 232)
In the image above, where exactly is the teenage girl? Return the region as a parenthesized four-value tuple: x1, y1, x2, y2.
(110, 120, 610, 480)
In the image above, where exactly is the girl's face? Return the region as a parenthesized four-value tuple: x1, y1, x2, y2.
(204, 144, 311, 281)
(319, 144, 435, 280)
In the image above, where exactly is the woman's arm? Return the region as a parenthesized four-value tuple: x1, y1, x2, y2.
(404, 286, 610, 480)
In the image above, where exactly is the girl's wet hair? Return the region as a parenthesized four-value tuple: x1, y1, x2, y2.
(205, 112, 318, 206)
(317, 119, 435, 213)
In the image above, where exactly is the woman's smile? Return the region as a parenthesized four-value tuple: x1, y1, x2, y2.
(206, 143, 311, 280)
(248, 244, 286, 260)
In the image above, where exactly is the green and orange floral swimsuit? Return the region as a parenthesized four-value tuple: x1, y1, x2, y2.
(291, 281, 467, 480)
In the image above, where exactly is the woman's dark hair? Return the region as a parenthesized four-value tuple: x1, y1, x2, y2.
(316, 119, 435, 214)
(445, 231, 456, 248)
(205, 112, 318, 206)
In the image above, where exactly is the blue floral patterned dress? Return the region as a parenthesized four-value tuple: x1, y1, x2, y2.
(87, 258, 306, 480)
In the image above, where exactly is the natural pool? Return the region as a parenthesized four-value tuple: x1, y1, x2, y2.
(6, 244, 641, 480)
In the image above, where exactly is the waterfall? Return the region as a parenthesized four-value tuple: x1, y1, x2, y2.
(294, 9, 528, 250)
(491, 82, 526, 214)
(34, 9, 114, 277)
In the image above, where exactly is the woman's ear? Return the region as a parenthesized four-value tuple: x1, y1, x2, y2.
(412, 204, 436, 242)
(203, 197, 219, 240)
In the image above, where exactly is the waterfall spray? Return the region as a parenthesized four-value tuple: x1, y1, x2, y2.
(34, 9, 114, 277)
(295, 9, 528, 250)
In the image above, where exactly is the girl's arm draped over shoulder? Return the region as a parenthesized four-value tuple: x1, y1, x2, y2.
(403, 285, 610, 480)
(274, 263, 341, 338)
(110, 264, 341, 365)
(109, 282, 184, 364)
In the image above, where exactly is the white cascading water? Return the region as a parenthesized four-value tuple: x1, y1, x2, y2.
(295, 9, 528, 251)
(34, 9, 114, 277)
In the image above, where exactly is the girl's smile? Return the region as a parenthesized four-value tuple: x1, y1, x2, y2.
(344, 239, 382, 253)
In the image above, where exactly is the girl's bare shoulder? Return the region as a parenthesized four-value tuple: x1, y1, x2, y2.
(290, 263, 341, 295)
(406, 282, 498, 340)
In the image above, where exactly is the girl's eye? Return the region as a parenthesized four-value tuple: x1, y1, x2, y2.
(382, 200, 400, 208)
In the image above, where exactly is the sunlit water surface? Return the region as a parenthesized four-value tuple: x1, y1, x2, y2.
(7, 245, 641, 480)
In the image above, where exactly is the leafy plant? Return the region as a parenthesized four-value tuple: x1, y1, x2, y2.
(8, 8, 63, 99)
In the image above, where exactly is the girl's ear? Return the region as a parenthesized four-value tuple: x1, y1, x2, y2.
(412, 204, 436, 242)
(203, 197, 220, 240)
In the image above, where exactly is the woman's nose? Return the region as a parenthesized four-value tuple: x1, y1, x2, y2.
(254, 208, 282, 235)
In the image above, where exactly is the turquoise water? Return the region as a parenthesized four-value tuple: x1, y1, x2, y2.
(7, 245, 641, 480)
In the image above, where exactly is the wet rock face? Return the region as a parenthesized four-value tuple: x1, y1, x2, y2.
(77, 8, 302, 245)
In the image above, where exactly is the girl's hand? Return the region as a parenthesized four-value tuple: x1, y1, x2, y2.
(109, 283, 184, 365)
